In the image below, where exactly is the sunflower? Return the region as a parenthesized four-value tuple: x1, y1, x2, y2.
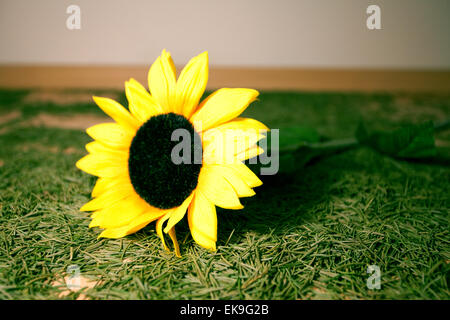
(76, 50, 268, 256)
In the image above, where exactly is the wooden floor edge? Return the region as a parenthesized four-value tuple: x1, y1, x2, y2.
(0, 66, 449, 92)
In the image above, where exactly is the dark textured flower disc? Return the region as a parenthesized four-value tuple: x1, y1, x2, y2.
(128, 113, 202, 209)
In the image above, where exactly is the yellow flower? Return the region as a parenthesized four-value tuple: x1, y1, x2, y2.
(76, 50, 268, 256)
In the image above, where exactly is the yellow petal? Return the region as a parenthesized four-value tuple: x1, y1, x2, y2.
(90, 194, 150, 229)
(236, 145, 264, 161)
(92, 175, 129, 197)
(163, 193, 194, 233)
(148, 49, 177, 112)
(92, 177, 110, 197)
(156, 213, 172, 251)
(80, 182, 135, 212)
(197, 165, 243, 209)
(86, 123, 134, 150)
(208, 117, 269, 132)
(188, 190, 217, 250)
(76, 153, 127, 178)
(175, 51, 208, 117)
(85, 141, 127, 157)
(225, 162, 262, 188)
(125, 209, 165, 234)
(202, 127, 265, 165)
(125, 78, 163, 123)
(97, 207, 165, 239)
(190, 88, 259, 131)
(92, 96, 140, 132)
(212, 165, 255, 197)
(97, 225, 130, 239)
(168, 227, 182, 257)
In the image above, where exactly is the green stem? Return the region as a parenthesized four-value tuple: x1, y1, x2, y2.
(303, 119, 449, 152)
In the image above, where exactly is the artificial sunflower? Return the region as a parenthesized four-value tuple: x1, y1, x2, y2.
(76, 50, 268, 256)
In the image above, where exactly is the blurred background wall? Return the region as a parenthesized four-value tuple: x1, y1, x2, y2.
(0, 0, 449, 90)
(1, 0, 449, 68)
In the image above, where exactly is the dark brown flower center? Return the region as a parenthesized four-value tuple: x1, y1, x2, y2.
(128, 113, 202, 209)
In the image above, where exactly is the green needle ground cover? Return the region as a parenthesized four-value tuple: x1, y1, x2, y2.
(0, 89, 448, 299)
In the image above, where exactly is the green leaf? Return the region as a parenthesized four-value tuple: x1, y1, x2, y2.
(262, 126, 321, 153)
(252, 127, 355, 174)
(356, 121, 437, 159)
(249, 126, 321, 173)
(278, 126, 321, 150)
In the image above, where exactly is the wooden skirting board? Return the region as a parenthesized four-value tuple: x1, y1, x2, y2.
(0, 65, 449, 92)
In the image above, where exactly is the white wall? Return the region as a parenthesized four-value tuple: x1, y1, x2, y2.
(0, 0, 449, 69)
